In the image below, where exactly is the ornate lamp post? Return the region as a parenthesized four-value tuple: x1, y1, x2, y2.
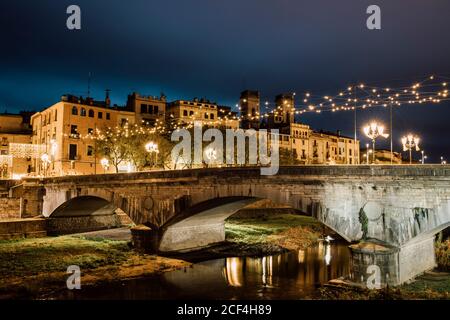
(100, 158, 110, 173)
(401, 134, 420, 164)
(145, 142, 159, 168)
(421, 151, 427, 164)
(363, 122, 389, 164)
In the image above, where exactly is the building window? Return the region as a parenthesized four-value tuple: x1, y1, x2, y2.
(106, 113, 110, 120)
(210, 113, 214, 120)
(189, 111, 194, 116)
(54, 110, 58, 121)
(88, 128, 94, 135)
(154, 106, 158, 114)
(88, 109, 94, 117)
(204, 113, 209, 119)
(80, 108, 86, 116)
(349, 149, 352, 156)
(72, 106, 78, 115)
(70, 125, 78, 135)
(69, 144, 77, 160)
(121, 118, 128, 127)
(98, 112, 103, 119)
(148, 105, 154, 114)
(87, 145, 94, 157)
(1, 137, 8, 146)
(183, 110, 188, 116)
(140, 104, 147, 113)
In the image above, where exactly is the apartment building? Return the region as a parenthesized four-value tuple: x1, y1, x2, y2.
(167, 98, 239, 129)
(274, 125, 360, 165)
(126, 92, 166, 127)
(30, 94, 135, 176)
(0, 112, 33, 178)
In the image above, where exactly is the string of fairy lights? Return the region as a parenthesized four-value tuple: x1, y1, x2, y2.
(243, 74, 449, 120)
(54, 74, 450, 142)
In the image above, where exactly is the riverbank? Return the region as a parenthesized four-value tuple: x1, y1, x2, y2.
(317, 270, 450, 299)
(0, 235, 189, 299)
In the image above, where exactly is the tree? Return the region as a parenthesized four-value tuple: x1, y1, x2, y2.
(95, 123, 174, 172)
(95, 126, 129, 173)
(279, 147, 301, 166)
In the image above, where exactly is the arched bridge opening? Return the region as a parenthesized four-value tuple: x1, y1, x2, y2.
(158, 196, 348, 252)
(47, 196, 134, 235)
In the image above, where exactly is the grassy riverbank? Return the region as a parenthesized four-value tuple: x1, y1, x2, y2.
(226, 213, 323, 249)
(317, 271, 450, 300)
(0, 235, 189, 299)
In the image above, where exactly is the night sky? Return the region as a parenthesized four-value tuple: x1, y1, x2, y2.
(1, 0, 449, 162)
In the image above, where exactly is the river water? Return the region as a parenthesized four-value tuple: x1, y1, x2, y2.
(48, 241, 350, 300)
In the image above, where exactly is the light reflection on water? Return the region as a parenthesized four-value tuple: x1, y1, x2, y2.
(48, 241, 350, 300)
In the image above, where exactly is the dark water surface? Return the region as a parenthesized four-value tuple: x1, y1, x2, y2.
(46, 241, 350, 300)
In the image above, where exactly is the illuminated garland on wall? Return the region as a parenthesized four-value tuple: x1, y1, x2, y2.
(9, 143, 46, 159)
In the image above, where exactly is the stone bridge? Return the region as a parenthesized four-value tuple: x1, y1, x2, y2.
(16, 165, 450, 286)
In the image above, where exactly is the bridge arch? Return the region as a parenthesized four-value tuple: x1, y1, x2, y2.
(46, 194, 135, 235)
(158, 195, 349, 252)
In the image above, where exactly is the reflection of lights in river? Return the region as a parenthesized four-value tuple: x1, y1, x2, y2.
(225, 257, 243, 287)
(324, 243, 332, 266)
(261, 256, 273, 286)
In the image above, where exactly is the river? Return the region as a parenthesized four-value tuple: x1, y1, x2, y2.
(46, 240, 351, 300)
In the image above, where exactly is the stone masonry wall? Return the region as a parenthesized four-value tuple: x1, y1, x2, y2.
(0, 198, 21, 219)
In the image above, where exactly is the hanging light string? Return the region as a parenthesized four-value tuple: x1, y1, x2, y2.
(59, 74, 449, 141)
(241, 74, 449, 120)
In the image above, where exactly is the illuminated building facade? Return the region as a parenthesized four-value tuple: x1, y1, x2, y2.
(0, 112, 33, 178)
(30, 94, 135, 176)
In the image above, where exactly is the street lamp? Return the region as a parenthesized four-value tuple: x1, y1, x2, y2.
(363, 122, 389, 164)
(145, 142, 159, 168)
(401, 134, 420, 164)
(421, 151, 427, 164)
(40, 153, 51, 177)
(441, 156, 447, 165)
(100, 158, 110, 173)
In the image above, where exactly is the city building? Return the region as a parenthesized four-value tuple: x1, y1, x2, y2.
(0, 88, 361, 179)
(30, 94, 135, 176)
(0, 112, 33, 178)
(239, 90, 260, 130)
(167, 98, 239, 129)
(126, 92, 166, 127)
(268, 93, 296, 129)
(277, 126, 360, 165)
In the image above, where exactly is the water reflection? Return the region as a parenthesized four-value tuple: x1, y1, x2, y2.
(47, 241, 350, 300)
(221, 241, 349, 291)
